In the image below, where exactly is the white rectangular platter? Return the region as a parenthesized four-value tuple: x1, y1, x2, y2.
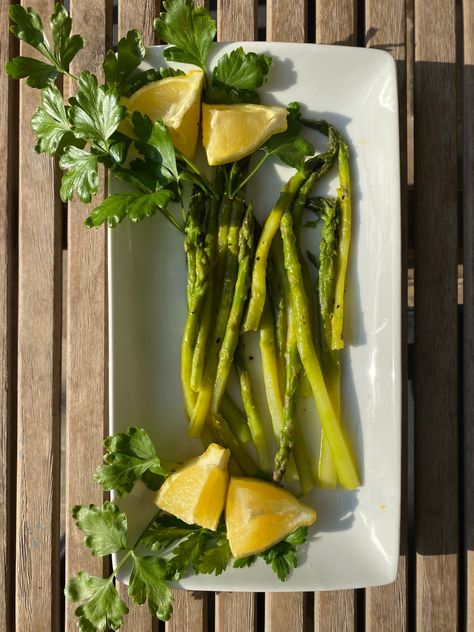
(109, 42, 401, 591)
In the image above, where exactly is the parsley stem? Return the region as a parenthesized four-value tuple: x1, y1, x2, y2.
(176, 150, 216, 198)
(230, 153, 268, 199)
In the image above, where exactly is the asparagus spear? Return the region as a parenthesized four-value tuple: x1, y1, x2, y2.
(190, 171, 224, 392)
(235, 337, 271, 471)
(280, 209, 359, 489)
(220, 392, 252, 445)
(243, 171, 306, 332)
(211, 204, 255, 415)
(189, 195, 246, 437)
(243, 131, 339, 332)
(302, 121, 351, 349)
(181, 190, 208, 418)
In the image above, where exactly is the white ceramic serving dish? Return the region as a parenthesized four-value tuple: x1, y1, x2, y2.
(109, 42, 401, 591)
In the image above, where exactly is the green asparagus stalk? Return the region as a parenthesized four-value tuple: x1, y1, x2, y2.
(243, 171, 306, 332)
(243, 130, 339, 333)
(271, 237, 313, 493)
(235, 337, 271, 471)
(181, 190, 208, 418)
(211, 205, 255, 415)
(190, 171, 224, 392)
(188, 196, 246, 437)
(220, 392, 252, 445)
(331, 139, 351, 350)
(280, 209, 359, 489)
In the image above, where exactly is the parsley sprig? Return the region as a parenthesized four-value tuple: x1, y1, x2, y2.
(6, 4, 84, 86)
(65, 427, 311, 628)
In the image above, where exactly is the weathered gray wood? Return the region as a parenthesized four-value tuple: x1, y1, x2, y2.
(0, 2, 17, 630)
(365, 0, 408, 629)
(16, 1, 63, 629)
(464, 0, 474, 629)
(215, 592, 256, 632)
(119, 0, 159, 45)
(314, 2, 356, 628)
(414, 0, 459, 630)
(64, 1, 112, 630)
(316, 0, 356, 46)
(315, 590, 355, 632)
(114, 4, 159, 630)
(265, 593, 304, 631)
(267, 0, 306, 42)
(217, 0, 257, 42)
(165, 590, 207, 632)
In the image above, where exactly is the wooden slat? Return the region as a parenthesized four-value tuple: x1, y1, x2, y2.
(315, 0, 356, 46)
(265, 593, 304, 631)
(315, 590, 355, 632)
(464, 0, 474, 629)
(267, 0, 306, 42)
(365, 1, 408, 629)
(115, 4, 161, 629)
(16, 1, 63, 629)
(414, 0, 459, 630)
(264, 6, 307, 629)
(217, 0, 257, 42)
(64, 1, 112, 630)
(119, 0, 158, 45)
(165, 590, 207, 632)
(214, 4, 258, 627)
(0, 2, 17, 630)
(314, 2, 356, 628)
(215, 592, 256, 632)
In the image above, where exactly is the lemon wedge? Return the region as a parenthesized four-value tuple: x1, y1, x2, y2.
(225, 476, 316, 558)
(154, 443, 230, 531)
(202, 103, 288, 165)
(121, 69, 204, 158)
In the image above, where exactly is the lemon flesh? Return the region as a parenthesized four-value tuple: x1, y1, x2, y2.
(154, 443, 230, 531)
(121, 69, 204, 159)
(202, 103, 288, 166)
(225, 476, 317, 558)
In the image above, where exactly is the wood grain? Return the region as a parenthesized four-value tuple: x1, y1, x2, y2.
(314, 590, 355, 632)
(365, 1, 408, 629)
(414, 0, 459, 630)
(16, 2, 63, 629)
(267, 0, 306, 42)
(315, 0, 356, 46)
(109, 3, 159, 630)
(64, 2, 112, 630)
(119, 0, 159, 45)
(314, 2, 356, 628)
(265, 593, 304, 631)
(165, 590, 207, 632)
(217, 0, 257, 42)
(215, 592, 256, 632)
(0, 2, 17, 631)
(463, 0, 474, 629)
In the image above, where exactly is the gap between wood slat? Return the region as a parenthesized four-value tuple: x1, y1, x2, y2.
(0, 3, 19, 631)
(414, 0, 459, 630)
(463, 1, 474, 629)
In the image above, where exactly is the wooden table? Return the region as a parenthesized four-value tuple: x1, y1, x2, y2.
(1, 0, 472, 630)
